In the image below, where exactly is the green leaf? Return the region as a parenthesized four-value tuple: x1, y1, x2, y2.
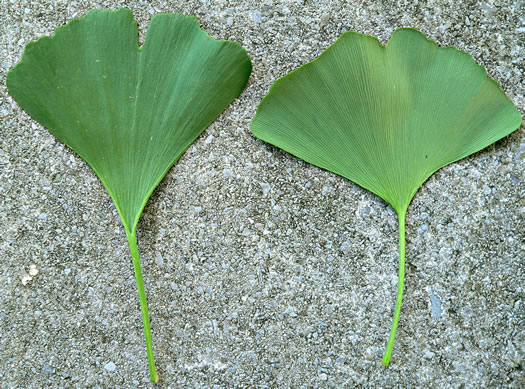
(251, 28, 521, 364)
(7, 8, 251, 382)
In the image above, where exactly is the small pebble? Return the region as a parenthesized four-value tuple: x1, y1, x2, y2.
(29, 265, 39, 276)
(429, 287, 442, 319)
(424, 351, 435, 359)
(41, 362, 54, 375)
(155, 254, 164, 267)
(260, 182, 271, 196)
(104, 362, 116, 372)
(250, 10, 261, 24)
(359, 206, 371, 216)
(21, 274, 32, 285)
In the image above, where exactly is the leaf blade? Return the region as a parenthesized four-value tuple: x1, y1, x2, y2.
(7, 8, 252, 234)
(251, 28, 522, 213)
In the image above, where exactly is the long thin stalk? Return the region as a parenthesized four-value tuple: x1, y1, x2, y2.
(127, 233, 159, 383)
(382, 210, 406, 365)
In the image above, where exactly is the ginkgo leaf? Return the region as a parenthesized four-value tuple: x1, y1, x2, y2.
(7, 8, 251, 382)
(251, 28, 521, 364)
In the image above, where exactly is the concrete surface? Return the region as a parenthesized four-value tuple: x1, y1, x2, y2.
(0, 0, 523, 387)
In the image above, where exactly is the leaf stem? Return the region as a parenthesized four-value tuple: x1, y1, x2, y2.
(382, 210, 406, 365)
(127, 233, 159, 383)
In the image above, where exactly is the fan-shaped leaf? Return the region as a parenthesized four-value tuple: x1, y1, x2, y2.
(251, 28, 521, 364)
(7, 8, 251, 382)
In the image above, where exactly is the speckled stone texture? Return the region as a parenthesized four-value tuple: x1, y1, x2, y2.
(1, 0, 523, 387)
